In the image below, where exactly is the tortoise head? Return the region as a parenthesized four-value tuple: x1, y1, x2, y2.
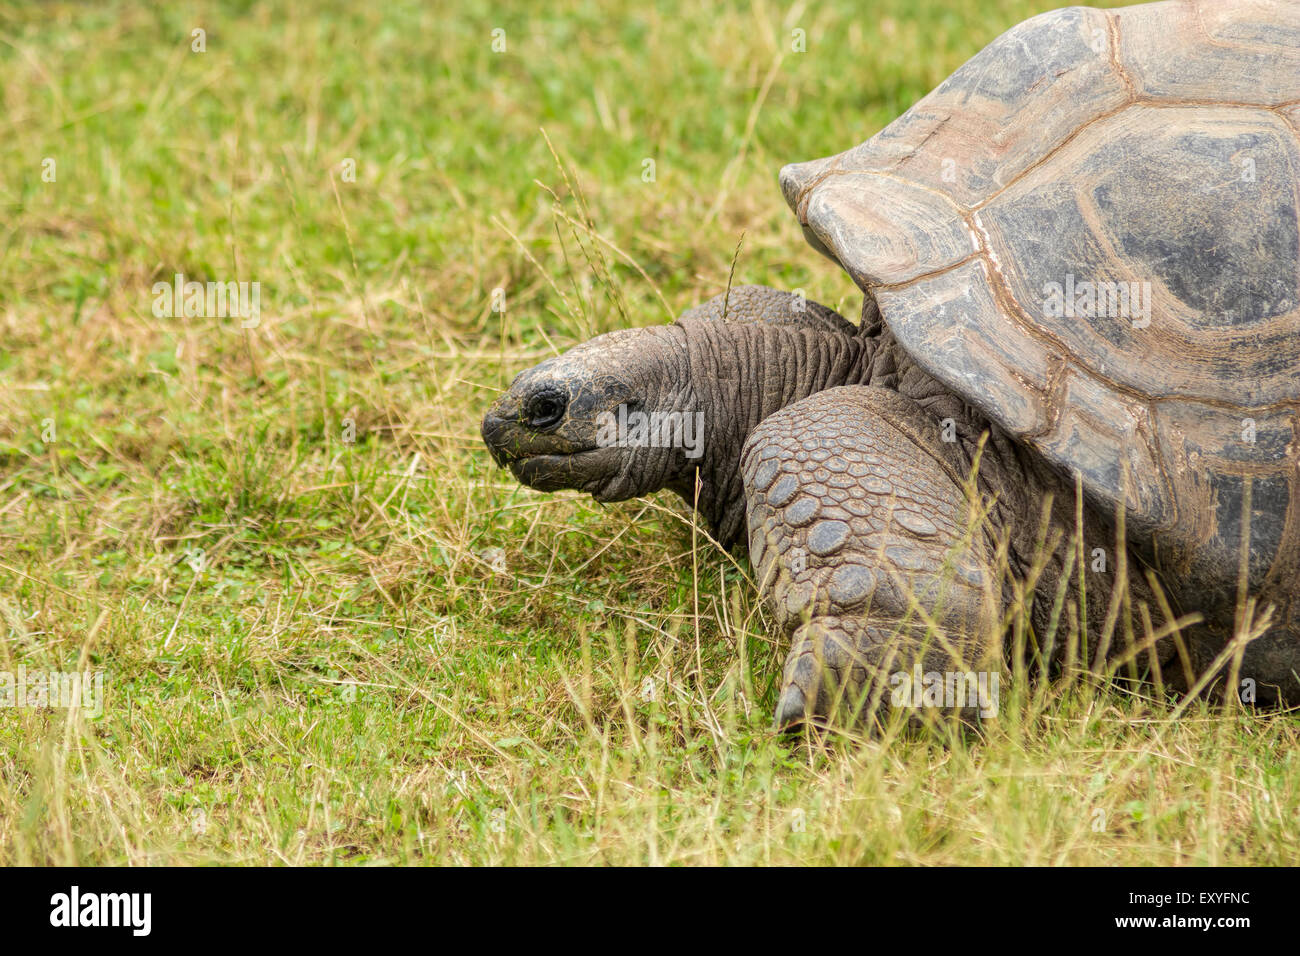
(481, 323, 703, 505)
(481, 288, 874, 546)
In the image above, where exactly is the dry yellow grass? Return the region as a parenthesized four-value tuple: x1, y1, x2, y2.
(0, 0, 1295, 865)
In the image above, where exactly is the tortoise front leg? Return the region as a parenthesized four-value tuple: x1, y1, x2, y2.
(740, 386, 1005, 730)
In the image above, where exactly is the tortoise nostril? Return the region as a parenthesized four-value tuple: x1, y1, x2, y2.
(481, 414, 512, 467)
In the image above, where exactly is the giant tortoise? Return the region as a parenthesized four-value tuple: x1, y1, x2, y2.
(481, 0, 1300, 728)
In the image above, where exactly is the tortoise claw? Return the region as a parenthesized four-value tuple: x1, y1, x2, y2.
(774, 684, 809, 733)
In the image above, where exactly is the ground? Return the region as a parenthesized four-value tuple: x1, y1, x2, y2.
(0, 0, 1296, 865)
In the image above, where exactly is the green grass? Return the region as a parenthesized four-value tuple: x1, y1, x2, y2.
(1, 0, 1296, 865)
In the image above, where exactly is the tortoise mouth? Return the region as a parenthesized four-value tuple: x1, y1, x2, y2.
(482, 410, 587, 469)
(508, 447, 621, 498)
(508, 452, 574, 488)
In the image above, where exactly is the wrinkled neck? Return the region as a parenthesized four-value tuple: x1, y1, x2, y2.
(670, 319, 874, 547)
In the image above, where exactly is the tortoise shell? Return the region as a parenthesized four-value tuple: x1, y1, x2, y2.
(780, 0, 1300, 616)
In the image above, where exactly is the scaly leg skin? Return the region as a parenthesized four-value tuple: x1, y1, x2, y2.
(740, 386, 1005, 731)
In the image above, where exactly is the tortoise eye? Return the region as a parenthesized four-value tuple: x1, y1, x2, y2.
(525, 390, 566, 430)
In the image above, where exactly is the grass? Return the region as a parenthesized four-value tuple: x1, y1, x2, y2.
(0, 0, 1296, 866)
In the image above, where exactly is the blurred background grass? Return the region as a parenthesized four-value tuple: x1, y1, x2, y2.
(0, 0, 1295, 865)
